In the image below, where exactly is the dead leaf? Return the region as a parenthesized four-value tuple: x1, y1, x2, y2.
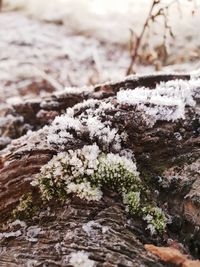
(183, 260, 200, 267)
(144, 244, 200, 267)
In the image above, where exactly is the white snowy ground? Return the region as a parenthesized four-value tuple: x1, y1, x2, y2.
(3, 0, 200, 47)
(0, 12, 131, 102)
(0, 0, 200, 102)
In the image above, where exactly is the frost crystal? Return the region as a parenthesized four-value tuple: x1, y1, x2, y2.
(26, 226, 42, 242)
(82, 221, 109, 236)
(117, 78, 200, 122)
(9, 220, 27, 228)
(69, 251, 95, 267)
(35, 144, 139, 201)
(67, 182, 102, 201)
(26, 260, 38, 267)
(47, 99, 124, 151)
(0, 230, 22, 239)
(47, 114, 82, 147)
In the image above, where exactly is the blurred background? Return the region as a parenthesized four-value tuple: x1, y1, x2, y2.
(0, 0, 200, 102)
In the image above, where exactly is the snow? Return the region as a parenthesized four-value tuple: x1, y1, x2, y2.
(117, 78, 200, 122)
(67, 181, 103, 201)
(0, 230, 22, 239)
(69, 251, 95, 267)
(9, 219, 27, 228)
(3, 0, 200, 49)
(35, 144, 103, 200)
(174, 132, 183, 141)
(61, 86, 93, 95)
(0, 1, 200, 102)
(2, 221, 44, 243)
(26, 226, 43, 242)
(26, 260, 38, 267)
(100, 153, 139, 176)
(35, 143, 139, 202)
(47, 99, 124, 151)
(0, 12, 130, 100)
(48, 114, 82, 147)
(47, 77, 200, 150)
(82, 220, 109, 236)
(6, 96, 23, 105)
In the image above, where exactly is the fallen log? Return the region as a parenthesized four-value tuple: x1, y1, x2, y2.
(0, 73, 191, 150)
(0, 74, 199, 266)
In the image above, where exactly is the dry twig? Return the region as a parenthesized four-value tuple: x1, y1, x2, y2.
(126, 0, 176, 75)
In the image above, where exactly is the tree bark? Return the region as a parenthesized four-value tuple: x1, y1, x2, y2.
(0, 74, 199, 266)
(0, 73, 190, 150)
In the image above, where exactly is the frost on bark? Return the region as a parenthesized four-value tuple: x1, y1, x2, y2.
(0, 74, 199, 266)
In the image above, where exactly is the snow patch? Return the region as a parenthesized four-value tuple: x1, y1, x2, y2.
(67, 182, 102, 201)
(26, 260, 38, 267)
(26, 226, 43, 242)
(82, 220, 109, 236)
(69, 251, 95, 267)
(0, 230, 22, 239)
(117, 78, 200, 122)
(9, 220, 27, 228)
(3, 0, 199, 48)
(47, 99, 125, 151)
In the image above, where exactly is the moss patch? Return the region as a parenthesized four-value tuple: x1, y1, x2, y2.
(13, 192, 39, 220)
(32, 145, 166, 234)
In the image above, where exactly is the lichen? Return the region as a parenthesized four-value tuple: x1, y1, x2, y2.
(32, 144, 166, 234)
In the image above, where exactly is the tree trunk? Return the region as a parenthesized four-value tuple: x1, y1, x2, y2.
(0, 74, 199, 266)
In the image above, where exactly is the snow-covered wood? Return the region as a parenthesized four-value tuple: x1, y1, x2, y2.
(0, 73, 191, 150)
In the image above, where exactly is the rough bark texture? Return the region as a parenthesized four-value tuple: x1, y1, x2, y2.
(0, 74, 199, 266)
(0, 73, 190, 150)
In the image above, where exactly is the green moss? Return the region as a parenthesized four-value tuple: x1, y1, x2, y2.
(90, 158, 141, 193)
(142, 206, 166, 233)
(35, 147, 166, 234)
(123, 191, 141, 213)
(13, 192, 39, 220)
(39, 175, 67, 201)
(123, 191, 166, 234)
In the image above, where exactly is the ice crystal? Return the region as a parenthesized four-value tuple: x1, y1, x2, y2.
(35, 144, 101, 200)
(47, 99, 124, 151)
(47, 114, 82, 147)
(69, 251, 95, 267)
(123, 191, 166, 235)
(0, 230, 22, 239)
(117, 78, 200, 122)
(26, 260, 38, 267)
(90, 153, 140, 192)
(12, 192, 38, 220)
(9, 220, 27, 228)
(82, 220, 109, 236)
(67, 181, 102, 201)
(26, 226, 43, 242)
